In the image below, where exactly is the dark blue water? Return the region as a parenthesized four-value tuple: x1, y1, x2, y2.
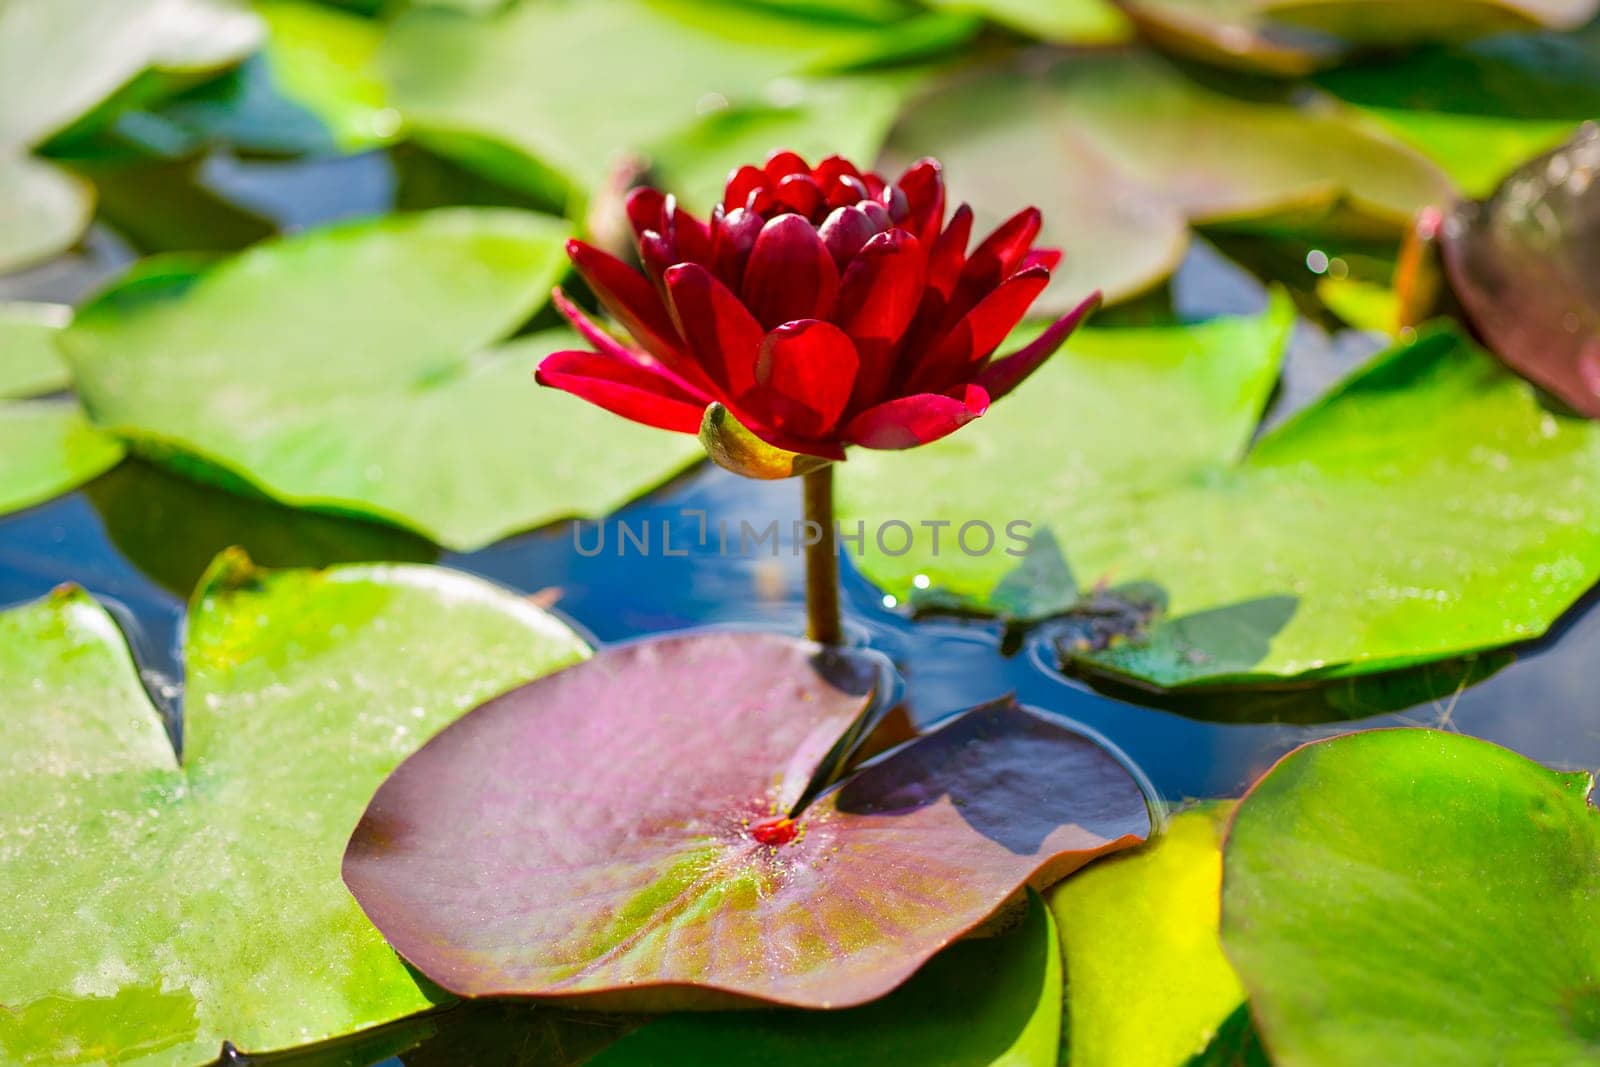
(5, 146, 1600, 1066)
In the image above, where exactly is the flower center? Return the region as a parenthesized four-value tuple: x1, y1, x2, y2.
(749, 816, 798, 847)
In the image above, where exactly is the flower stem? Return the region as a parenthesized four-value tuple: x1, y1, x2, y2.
(802, 465, 843, 646)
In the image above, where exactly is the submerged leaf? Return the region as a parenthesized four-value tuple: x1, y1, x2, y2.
(0, 556, 590, 1065)
(61, 210, 704, 549)
(343, 638, 1149, 1010)
(836, 298, 1600, 686)
(1441, 124, 1600, 418)
(1222, 729, 1600, 1065)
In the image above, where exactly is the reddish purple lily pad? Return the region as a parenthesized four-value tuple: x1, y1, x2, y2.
(343, 632, 1149, 1010)
(1442, 124, 1600, 418)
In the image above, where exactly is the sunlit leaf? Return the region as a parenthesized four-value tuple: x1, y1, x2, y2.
(0, 0, 259, 272)
(0, 301, 123, 516)
(61, 209, 705, 549)
(343, 638, 1149, 1009)
(923, 0, 1134, 44)
(0, 0, 261, 150)
(591, 891, 1062, 1067)
(1441, 124, 1600, 418)
(884, 51, 1449, 309)
(1051, 805, 1245, 1067)
(0, 301, 71, 399)
(836, 298, 1600, 685)
(0, 400, 124, 517)
(125, 0, 400, 158)
(1222, 729, 1600, 1064)
(0, 554, 591, 1064)
(0, 154, 95, 273)
(380, 0, 974, 212)
(1316, 33, 1600, 196)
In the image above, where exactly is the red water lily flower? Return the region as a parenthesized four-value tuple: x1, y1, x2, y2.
(537, 150, 1099, 476)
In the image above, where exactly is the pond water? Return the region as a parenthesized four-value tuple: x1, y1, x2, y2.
(4, 147, 1599, 1065)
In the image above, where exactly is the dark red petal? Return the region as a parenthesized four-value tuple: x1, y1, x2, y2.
(897, 158, 945, 245)
(746, 186, 776, 215)
(774, 173, 824, 219)
(818, 206, 877, 269)
(742, 214, 841, 330)
(667, 198, 713, 266)
(860, 201, 891, 232)
(638, 230, 675, 283)
(845, 384, 990, 450)
(725, 165, 770, 213)
(813, 155, 863, 192)
(862, 172, 886, 198)
(536, 350, 707, 434)
(812, 155, 861, 182)
(625, 187, 667, 240)
(927, 203, 974, 298)
(834, 230, 926, 409)
(566, 239, 684, 365)
(912, 265, 1051, 393)
(1022, 247, 1062, 273)
(554, 286, 717, 398)
(977, 291, 1101, 401)
(836, 173, 872, 207)
(765, 150, 810, 180)
(666, 262, 765, 395)
(711, 206, 762, 289)
(947, 207, 1043, 322)
(882, 183, 910, 224)
(753, 319, 859, 437)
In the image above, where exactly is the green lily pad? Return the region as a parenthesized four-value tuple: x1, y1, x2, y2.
(923, 0, 1134, 43)
(380, 0, 974, 212)
(0, 0, 260, 272)
(1315, 276, 1399, 333)
(0, 553, 591, 1065)
(836, 299, 1600, 686)
(0, 401, 125, 517)
(1222, 728, 1600, 1065)
(591, 891, 1061, 1067)
(0, 0, 262, 150)
(0, 153, 96, 274)
(0, 301, 71, 398)
(253, 0, 397, 152)
(1051, 805, 1245, 1067)
(1316, 34, 1600, 197)
(1119, 0, 1600, 76)
(61, 209, 705, 549)
(1, 301, 124, 516)
(122, 0, 400, 159)
(884, 50, 1449, 308)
